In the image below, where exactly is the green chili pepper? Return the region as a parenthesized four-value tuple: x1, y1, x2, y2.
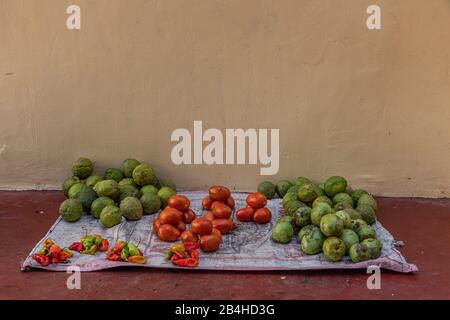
(82, 239, 94, 249)
(127, 242, 140, 256)
(81, 244, 97, 255)
(63, 247, 73, 257)
(38, 248, 49, 256)
(93, 235, 102, 246)
(120, 247, 130, 262)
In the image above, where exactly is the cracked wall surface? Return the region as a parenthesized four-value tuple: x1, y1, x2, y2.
(0, 0, 449, 197)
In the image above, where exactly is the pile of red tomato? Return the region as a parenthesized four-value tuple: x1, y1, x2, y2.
(236, 192, 272, 224)
(153, 195, 196, 242)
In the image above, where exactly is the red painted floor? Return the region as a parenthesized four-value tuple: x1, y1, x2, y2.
(0, 191, 448, 300)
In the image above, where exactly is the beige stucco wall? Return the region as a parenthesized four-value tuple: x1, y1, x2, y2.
(1, 0, 449, 197)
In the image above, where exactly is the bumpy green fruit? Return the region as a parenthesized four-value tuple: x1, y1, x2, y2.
(85, 176, 101, 188)
(361, 238, 382, 259)
(105, 168, 124, 183)
(157, 178, 177, 192)
(276, 180, 293, 198)
(313, 196, 333, 208)
(335, 210, 352, 228)
(68, 183, 84, 199)
(120, 196, 143, 221)
(91, 197, 115, 219)
(257, 181, 276, 199)
(357, 193, 378, 210)
(350, 219, 368, 233)
(75, 185, 97, 212)
(349, 243, 371, 263)
(277, 216, 294, 225)
(60, 199, 84, 222)
(140, 192, 162, 214)
(311, 203, 334, 226)
(293, 206, 312, 228)
(283, 200, 306, 217)
(118, 178, 137, 190)
(334, 202, 353, 211)
(157, 187, 176, 208)
(324, 176, 347, 197)
(94, 180, 120, 200)
(343, 208, 362, 220)
(119, 185, 141, 201)
(333, 193, 354, 207)
(299, 225, 321, 240)
(72, 157, 93, 179)
(272, 222, 294, 244)
(351, 189, 368, 203)
(132, 164, 157, 186)
(322, 237, 346, 262)
(356, 204, 376, 224)
(141, 185, 158, 195)
(358, 225, 377, 241)
(100, 205, 122, 228)
(314, 185, 326, 197)
(301, 230, 325, 255)
(282, 192, 298, 206)
(62, 176, 81, 196)
(320, 214, 344, 237)
(297, 183, 318, 203)
(294, 177, 311, 187)
(123, 158, 141, 178)
(340, 229, 360, 254)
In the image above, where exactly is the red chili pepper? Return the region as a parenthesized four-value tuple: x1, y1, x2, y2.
(69, 242, 84, 252)
(51, 257, 60, 264)
(58, 251, 71, 262)
(183, 242, 199, 252)
(99, 239, 109, 252)
(32, 254, 50, 266)
(106, 251, 121, 261)
(112, 241, 126, 254)
(127, 255, 147, 264)
(49, 244, 62, 257)
(189, 250, 199, 260)
(173, 257, 198, 268)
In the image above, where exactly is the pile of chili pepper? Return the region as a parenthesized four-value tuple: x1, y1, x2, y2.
(165, 242, 199, 268)
(106, 241, 147, 264)
(32, 239, 73, 266)
(69, 234, 109, 255)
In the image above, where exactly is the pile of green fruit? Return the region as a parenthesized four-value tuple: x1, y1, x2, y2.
(263, 176, 382, 263)
(59, 157, 177, 228)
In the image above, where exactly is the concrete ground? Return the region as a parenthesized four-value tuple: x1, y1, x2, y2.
(0, 191, 448, 300)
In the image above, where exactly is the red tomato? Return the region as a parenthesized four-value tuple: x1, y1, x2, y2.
(159, 207, 183, 225)
(157, 224, 180, 242)
(212, 219, 234, 234)
(212, 203, 232, 219)
(236, 207, 255, 222)
(203, 211, 215, 222)
(209, 185, 231, 201)
(175, 220, 186, 232)
(152, 218, 163, 234)
(167, 195, 190, 212)
(181, 230, 199, 243)
(182, 209, 196, 224)
(226, 196, 235, 209)
(202, 196, 214, 210)
(246, 192, 267, 209)
(191, 217, 213, 236)
(200, 230, 221, 252)
(253, 207, 272, 224)
(211, 201, 224, 211)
